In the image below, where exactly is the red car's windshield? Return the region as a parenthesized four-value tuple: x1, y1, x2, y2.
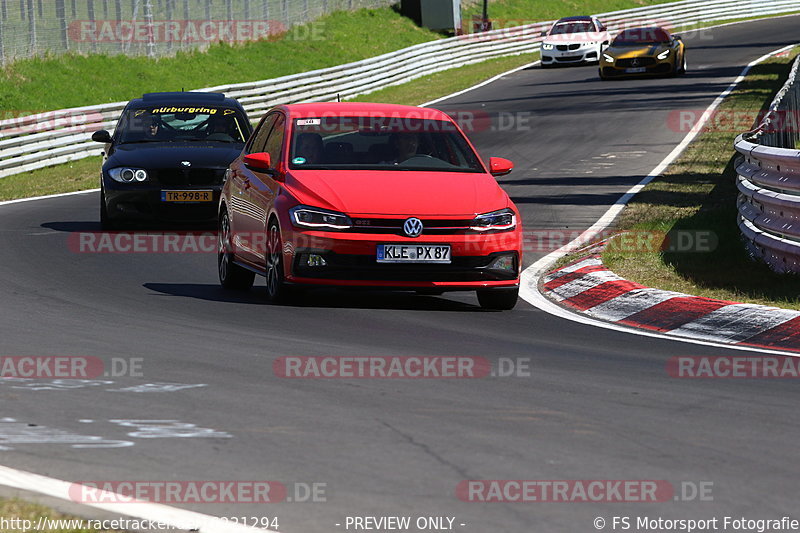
(289, 116, 484, 172)
(613, 27, 672, 45)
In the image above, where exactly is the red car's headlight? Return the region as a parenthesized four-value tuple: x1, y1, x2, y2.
(289, 205, 352, 231)
(470, 209, 517, 232)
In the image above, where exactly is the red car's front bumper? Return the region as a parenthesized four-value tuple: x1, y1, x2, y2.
(281, 227, 522, 290)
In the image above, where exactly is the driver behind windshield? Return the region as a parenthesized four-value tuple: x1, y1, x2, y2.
(386, 132, 419, 164)
(205, 114, 241, 142)
(144, 115, 170, 140)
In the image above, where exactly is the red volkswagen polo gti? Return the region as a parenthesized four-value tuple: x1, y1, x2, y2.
(218, 102, 523, 309)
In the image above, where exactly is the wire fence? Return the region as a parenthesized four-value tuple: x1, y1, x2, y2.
(0, 0, 397, 63)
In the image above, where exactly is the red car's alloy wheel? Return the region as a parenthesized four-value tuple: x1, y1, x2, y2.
(265, 220, 285, 302)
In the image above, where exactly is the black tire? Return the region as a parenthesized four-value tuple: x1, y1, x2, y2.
(218, 210, 255, 290)
(477, 288, 519, 310)
(100, 190, 117, 230)
(598, 69, 607, 80)
(264, 219, 295, 304)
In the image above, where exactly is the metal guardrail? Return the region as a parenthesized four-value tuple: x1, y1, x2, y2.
(2, 0, 800, 180)
(736, 54, 800, 273)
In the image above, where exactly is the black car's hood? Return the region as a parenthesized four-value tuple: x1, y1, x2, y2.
(105, 142, 244, 169)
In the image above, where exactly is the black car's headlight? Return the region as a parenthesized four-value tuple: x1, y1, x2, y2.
(108, 167, 149, 183)
(290, 205, 352, 231)
(470, 209, 516, 232)
(657, 49, 670, 60)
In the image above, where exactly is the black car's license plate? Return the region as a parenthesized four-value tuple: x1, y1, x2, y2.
(161, 190, 213, 202)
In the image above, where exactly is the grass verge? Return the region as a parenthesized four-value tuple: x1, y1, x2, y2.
(346, 53, 535, 106)
(0, 157, 100, 202)
(599, 48, 800, 309)
(0, 498, 118, 533)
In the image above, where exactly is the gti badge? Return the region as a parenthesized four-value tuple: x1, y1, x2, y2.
(181, 161, 191, 167)
(403, 217, 423, 238)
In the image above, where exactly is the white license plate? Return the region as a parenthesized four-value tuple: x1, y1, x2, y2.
(377, 244, 451, 264)
(625, 67, 647, 73)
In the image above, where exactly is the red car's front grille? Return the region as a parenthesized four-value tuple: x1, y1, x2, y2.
(349, 218, 473, 236)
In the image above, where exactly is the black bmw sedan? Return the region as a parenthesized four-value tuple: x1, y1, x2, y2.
(92, 91, 252, 229)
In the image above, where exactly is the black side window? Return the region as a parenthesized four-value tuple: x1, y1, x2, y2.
(263, 115, 286, 165)
(247, 114, 278, 154)
(114, 110, 130, 142)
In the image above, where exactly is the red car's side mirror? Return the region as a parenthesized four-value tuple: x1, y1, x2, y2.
(244, 152, 272, 172)
(489, 157, 513, 177)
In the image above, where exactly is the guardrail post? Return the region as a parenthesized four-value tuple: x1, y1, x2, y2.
(87, 0, 96, 53)
(166, 0, 173, 52)
(0, 4, 4, 66)
(26, 0, 35, 54)
(56, 0, 67, 50)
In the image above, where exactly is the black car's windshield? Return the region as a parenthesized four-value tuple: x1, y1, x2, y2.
(550, 21, 594, 35)
(289, 116, 484, 172)
(117, 106, 248, 144)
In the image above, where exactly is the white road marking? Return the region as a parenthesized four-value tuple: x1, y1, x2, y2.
(0, 188, 99, 207)
(110, 383, 208, 393)
(0, 420, 133, 451)
(0, 465, 271, 533)
(109, 420, 232, 439)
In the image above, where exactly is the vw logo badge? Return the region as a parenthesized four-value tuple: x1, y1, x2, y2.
(181, 161, 191, 167)
(403, 217, 423, 238)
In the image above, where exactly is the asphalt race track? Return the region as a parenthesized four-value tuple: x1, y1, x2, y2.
(1, 16, 799, 533)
